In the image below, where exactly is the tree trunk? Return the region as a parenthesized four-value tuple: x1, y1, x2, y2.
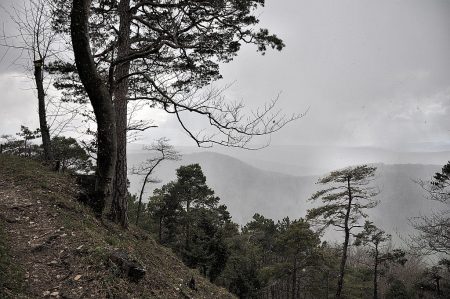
(34, 60, 54, 161)
(136, 159, 163, 225)
(71, 0, 117, 217)
(186, 199, 191, 250)
(436, 277, 441, 295)
(336, 176, 353, 299)
(110, 0, 132, 228)
(135, 171, 151, 226)
(292, 257, 297, 299)
(373, 245, 379, 299)
(158, 216, 163, 243)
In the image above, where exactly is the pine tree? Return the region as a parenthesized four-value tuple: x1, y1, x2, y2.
(354, 221, 407, 299)
(307, 165, 378, 298)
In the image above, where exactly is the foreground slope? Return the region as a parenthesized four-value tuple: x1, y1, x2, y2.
(0, 155, 233, 298)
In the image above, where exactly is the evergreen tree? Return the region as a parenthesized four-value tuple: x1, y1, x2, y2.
(51, 136, 93, 173)
(61, 0, 295, 227)
(147, 164, 234, 281)
(385, 279, 411, 299)
(275, 219, 321, 299)
(217, 234, 261, 298)
(147, 183, 182, 245)
(307, 165, 378, 298)
(354, 221, 407, 299)
(242, 213, 278, 266)
(413, 161, 450, 255)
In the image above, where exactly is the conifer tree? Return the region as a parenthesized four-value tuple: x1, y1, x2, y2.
(276, 219, 321, 299)
(307, 165, 378, 298)
(354, 221, 407, 299)
(413, 161, 450, 254)
(64, 0, 298, 226)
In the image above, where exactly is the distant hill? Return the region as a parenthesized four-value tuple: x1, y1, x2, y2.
(128, 143, 450, 176)
(128, 150, 446, 244)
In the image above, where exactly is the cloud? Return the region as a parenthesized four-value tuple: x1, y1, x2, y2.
(1, 0, 450, 155)
(0, 73, 39, 135)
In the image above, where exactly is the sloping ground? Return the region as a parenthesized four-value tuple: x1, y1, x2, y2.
(0, 155, 234, 298)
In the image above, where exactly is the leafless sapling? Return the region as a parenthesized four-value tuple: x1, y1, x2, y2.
(130, 138, 180, 225)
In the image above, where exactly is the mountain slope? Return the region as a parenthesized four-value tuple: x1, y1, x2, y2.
(0, 155, 233, 298)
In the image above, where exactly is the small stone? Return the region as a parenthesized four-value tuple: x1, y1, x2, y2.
(50, 291, 59, 296)
(76, 245, 84, 250)
(74, 274, 81, 281)
(43, 290, 50, 296)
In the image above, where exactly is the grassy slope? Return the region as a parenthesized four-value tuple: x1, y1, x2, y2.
(0, 155, 234, 298)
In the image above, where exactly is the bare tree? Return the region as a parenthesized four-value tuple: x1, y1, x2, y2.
(130, 138, 180, 225)
(0, 0, 64, 160)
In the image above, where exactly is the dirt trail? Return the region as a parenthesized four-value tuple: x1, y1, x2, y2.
(0, 156, 234, 298)
(0, 167, 91, 298)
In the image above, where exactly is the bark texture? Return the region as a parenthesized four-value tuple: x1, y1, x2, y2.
(71, 0, 117, 217)
(291, 257, 297, 299)
(110, 0, 132, 228)
(373, 245, 379, 299)
(34, 60, 54, 161)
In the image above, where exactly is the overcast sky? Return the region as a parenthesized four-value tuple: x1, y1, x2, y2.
(1, 0, 450, 154)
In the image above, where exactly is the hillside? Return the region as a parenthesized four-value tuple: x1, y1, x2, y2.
(128, 151, 445, 243)
(0, 155, 234, 298)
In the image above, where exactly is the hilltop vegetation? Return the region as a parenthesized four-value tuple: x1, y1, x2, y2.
(1, 142, 449, 298)
(128, 157, 449, 298)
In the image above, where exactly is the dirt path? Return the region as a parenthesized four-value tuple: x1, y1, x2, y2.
(0, 169, 89, 298)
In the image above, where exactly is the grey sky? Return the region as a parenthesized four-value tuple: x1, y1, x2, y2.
(1, 0, 450, 155)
